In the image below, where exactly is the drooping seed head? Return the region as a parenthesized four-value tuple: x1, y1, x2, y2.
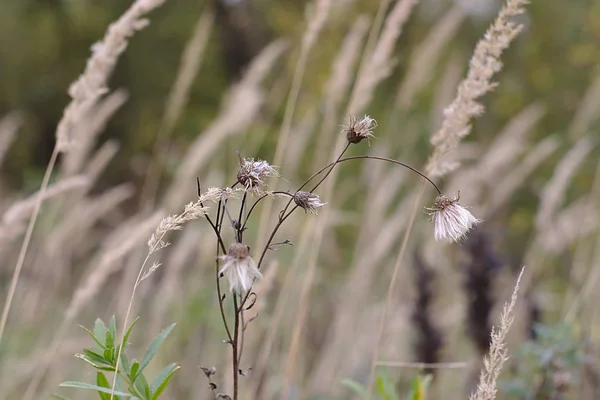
(427, 193, 481, 243)
(293, 191, 327, 214)
(219, 242, 262, 294)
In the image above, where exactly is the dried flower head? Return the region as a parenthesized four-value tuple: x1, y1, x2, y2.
(343, 115, 377, 144)
(293, 191, 326, 214)
(237, 158, 279, 193)
(219, 242, 262, 294)
(427, 193, 480, 243)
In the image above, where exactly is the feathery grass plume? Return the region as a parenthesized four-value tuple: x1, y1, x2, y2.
(0, 0, 167, 347)
(219, 243, 262, 294)
(347, 0, 419, 114)
(0, 112, 21, 168)
(56, 0, 166, 151)
(83, 140, 120, 183)
(293, 191, 326, 214)
(535, 136, 594, 230)
(411, 252, 443, 377)
(463, 228, 502, 356)
(469, 266, 525, 400)
(569, 74, 600, 139)
(427, 193, 481, 243)
(61, 89, 128, 176)
(537, 196, 598, 255)
(489, 136, 559, 213)
(426, 0, 530, 178)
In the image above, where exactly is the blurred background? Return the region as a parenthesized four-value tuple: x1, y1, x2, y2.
(0, 0, 599, 399)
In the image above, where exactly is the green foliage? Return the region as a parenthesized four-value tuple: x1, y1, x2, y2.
(57, 316, 179, 400)
(500, 323, 591, 399)
(341, 371, 431, 400)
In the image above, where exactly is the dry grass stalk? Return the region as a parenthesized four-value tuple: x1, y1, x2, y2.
(0, 0, 166, 347)
(61, 89, 129, 176)
(396, 6, 465, 109)
(535, 136, 594, 229)
(430, 54, 464, 132)
(538, 197, 598, 255)
(569, 74, 600, 139)
(165, 40, 286, 209)
(0, 112, 21, 168)
(469, 266, 525, 400)
(56, 0, 166, 151)
(83, 140, 121, 183)
(347, 0, 419, 114)
(426, 0, 530, 177)
(489, 135, 559, 213)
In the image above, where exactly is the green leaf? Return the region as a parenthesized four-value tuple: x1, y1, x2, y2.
(340, 379, 367, 399)
(120, 353, 132, 376)
(59, 381, 133, 397)
(106, 329, 115, 351)
(104, 347, 114, 364)
(122, 317, 141, 347)
(109, 315, 117, 340)
(150, 363, 180, 400)
(79, 325, 106, 350)
(96, 373, 111, 400)
(130, 361, 140, 381)
(75, 353, 115, 372)
(133, 372, 151, 400)
(83, 349, 111, 364)
(94, 319, 109, 348)
(136, 323, 175, 379)
(375, 372, 398, 400)
(407, 374, 432, 400)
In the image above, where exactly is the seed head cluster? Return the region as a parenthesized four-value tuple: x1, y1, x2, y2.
(293, 191, 326, 214)
(237, 158, 279, 193)
(343, 115, 377, 144)
(427, 193, 481, 243)
(219, 242, 262, 294)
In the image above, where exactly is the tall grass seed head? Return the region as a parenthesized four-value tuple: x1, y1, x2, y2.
(219, 242, 262, 294)
(293, 191, 326, 214)
(237, 158, 279, 193)
(427, 192, 481, 243)
(343, 115, 377, 144)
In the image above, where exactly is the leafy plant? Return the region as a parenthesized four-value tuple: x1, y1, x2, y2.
(500, 322, 591, 399)
(341, 371, 431, 400)
(57, 316, 179, 400)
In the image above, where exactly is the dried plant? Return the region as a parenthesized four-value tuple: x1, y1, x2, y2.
(469, 266, 526, 400)
(427, 0, 530, 178)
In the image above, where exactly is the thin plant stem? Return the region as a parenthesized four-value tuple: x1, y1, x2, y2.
(366, 181, 425, 399)
(0, 145, 60, 343)
(110, 254, 152, 400)
(232, 295, 240, 400)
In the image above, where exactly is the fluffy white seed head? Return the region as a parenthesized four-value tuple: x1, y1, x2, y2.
(293, 191, 327, 214)
(343, 115, 377, 144)
(236, 158, 279, 193)
(219, 243, 262, 294)
(427, 193, 481, 243)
